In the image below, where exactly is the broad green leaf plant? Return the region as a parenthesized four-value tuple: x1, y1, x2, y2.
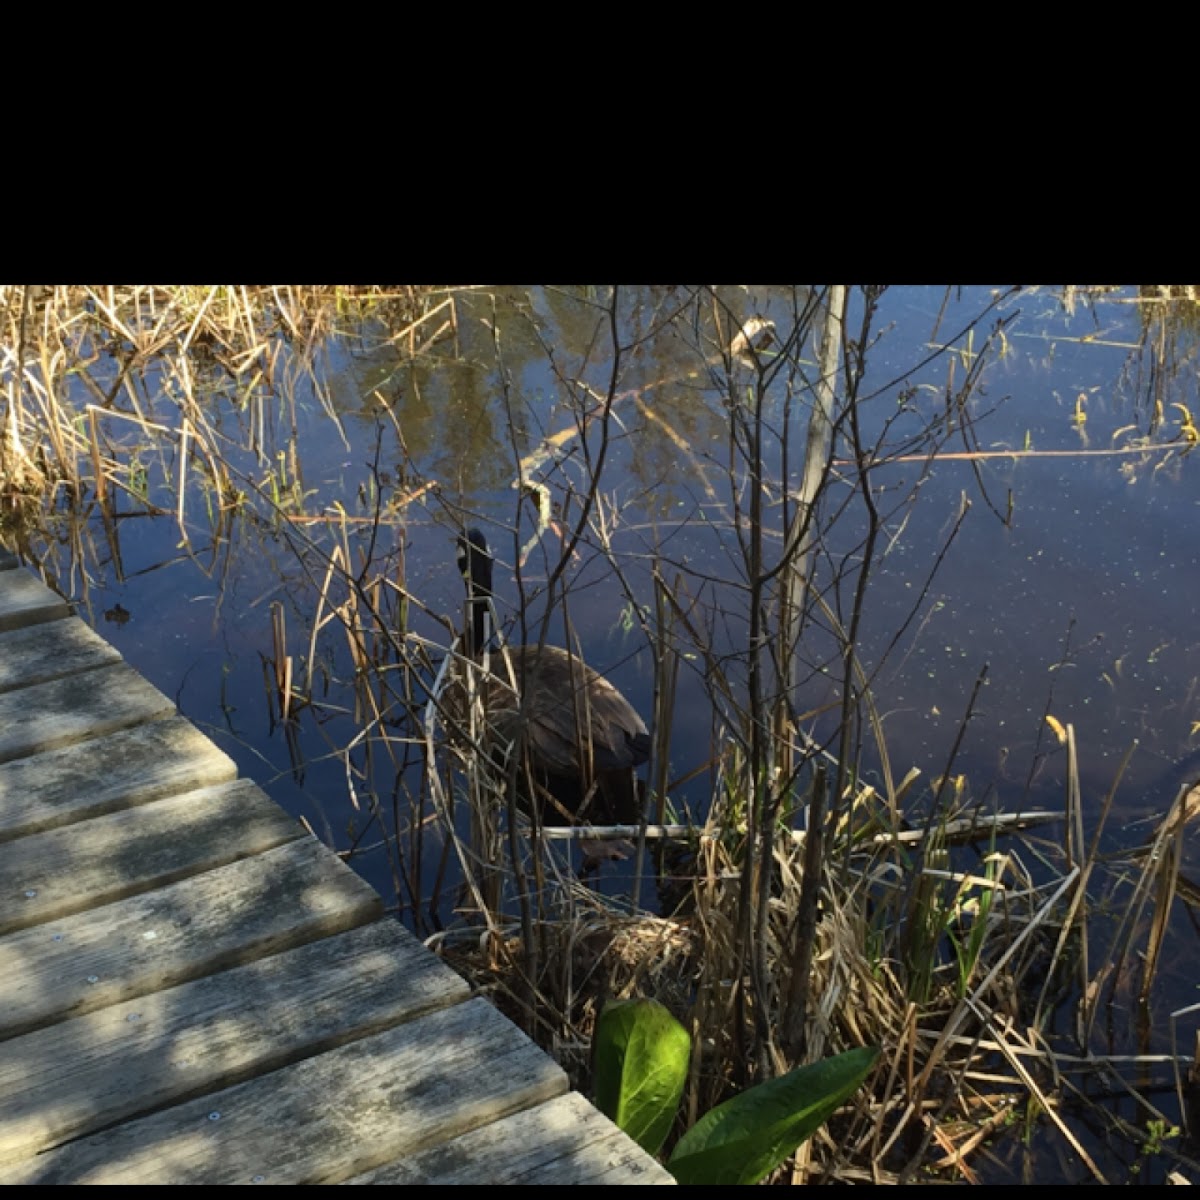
(594, 999, 879, 1186)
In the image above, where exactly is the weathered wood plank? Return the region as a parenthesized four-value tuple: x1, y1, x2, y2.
(0, 661, 175, 765)
(0, 569, 70, 631)
(0, 836, 383, 1041)
(0, 997, 568, 1185)
(0, 717, 238, 844)
(0, 616, 122, 695)
(0, 560, 674, 1186)
(0, 779, 305, 937)
(0, 918, 469, 1168)
(348, 1091, 677, 1185)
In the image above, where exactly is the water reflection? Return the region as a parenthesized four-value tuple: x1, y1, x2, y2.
(20, 287, 1200, 879)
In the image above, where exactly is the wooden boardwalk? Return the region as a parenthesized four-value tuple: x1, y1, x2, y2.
(0, 546, 672, 1185)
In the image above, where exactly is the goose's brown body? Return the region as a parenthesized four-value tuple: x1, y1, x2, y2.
(458, 529, 649, 826)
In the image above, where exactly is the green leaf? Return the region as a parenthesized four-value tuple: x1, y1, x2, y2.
(593, 999, 691, 1157)
(667, 1045, 880, 1186)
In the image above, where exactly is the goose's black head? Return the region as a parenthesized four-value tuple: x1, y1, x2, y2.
(458, 528, 495, 655)
(458, 528, 494, 596)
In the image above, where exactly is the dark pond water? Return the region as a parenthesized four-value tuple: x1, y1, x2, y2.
(17, 284, 1200, 1182)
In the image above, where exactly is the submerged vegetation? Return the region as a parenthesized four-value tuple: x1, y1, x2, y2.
(2, 284, 1199, 1184)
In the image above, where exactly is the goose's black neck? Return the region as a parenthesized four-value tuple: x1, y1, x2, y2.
(458, 528, 494, 657)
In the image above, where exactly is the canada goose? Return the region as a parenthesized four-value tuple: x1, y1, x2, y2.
(456, 527, 650, 830)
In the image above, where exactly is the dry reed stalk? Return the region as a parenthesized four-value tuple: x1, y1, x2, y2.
(269, 600, 293, 722)
(910, 865, 1080, 1099)
(386, 296, 459, 356)
(424, 633, 514, 937)
(1048, 733, 1134, 1040)
(1099, 772, 1200, 1011)
(980, 1012, 1108, 1182)
(1138, 780, 1198, 1004)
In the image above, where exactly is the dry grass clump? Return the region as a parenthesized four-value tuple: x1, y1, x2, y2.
(0, 285, 449, 551)
(0, 424, 46, 537)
